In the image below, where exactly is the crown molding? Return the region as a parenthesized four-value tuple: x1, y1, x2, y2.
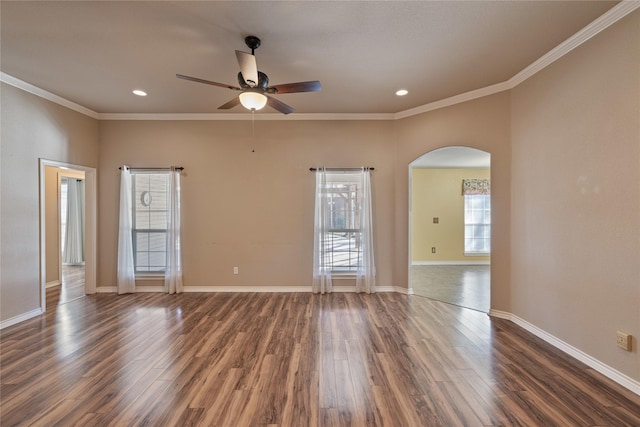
(98, 112, 395, 121)
(3, 1, 638, 122)
(394, 82, 510, 120)
(508, 0, 640, 88)
(0, 72, 99, 119)
(395, 1, 640, 119)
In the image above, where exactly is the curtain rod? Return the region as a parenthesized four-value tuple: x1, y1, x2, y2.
(119, 166, 184, 171)
(309, 167, 374, 171)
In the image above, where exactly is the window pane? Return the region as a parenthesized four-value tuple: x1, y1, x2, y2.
(464, 195, 491, 254)
(322, 176, 362, 271)
(148, 233, 166, 251)
(137, 252, 149, 270)
(132, 172, 169, 273)
(149, 251, 166, 268)
(148, 211, 167, 229)
(136, 232, 149, 251)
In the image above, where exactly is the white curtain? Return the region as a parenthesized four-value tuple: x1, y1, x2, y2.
(63, 179, 85, 265)
(165, 169, 183, 294)
(312, 168, 332, 294)
(117, 166, 136, 294)
(355, 169, 376, 293)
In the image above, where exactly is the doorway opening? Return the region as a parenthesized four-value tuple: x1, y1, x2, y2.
(408, 147, 491, 312)
(39, 159, 96, 312)
(59, 174, 86, 304)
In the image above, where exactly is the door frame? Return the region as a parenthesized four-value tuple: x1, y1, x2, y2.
(39, 159, 97, 311)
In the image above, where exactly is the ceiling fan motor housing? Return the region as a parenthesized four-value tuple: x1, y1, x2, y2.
(238, 71, 269, 90)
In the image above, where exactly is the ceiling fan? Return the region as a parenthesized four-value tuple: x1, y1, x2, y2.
(177, 35, 321, 115)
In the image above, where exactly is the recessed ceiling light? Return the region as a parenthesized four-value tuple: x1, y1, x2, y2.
(132, 89, 147, 97)
(396, 89, 408, 96)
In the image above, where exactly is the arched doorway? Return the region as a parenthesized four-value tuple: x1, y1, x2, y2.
(409, 146, 490, 312)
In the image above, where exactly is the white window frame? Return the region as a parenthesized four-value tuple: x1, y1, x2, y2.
(322, 173, 364, 273)
(131, 171, 170, 275)
(464, 194, 491, 256)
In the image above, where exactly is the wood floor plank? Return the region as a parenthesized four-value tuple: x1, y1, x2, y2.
(1, 291, 639, 426)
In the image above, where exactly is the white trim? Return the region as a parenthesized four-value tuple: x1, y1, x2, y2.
(98, 113, 395, 121)
(394, 82, 510, 120)
(0, 309, 43, 330)
(183, 285, 311, 293)
(396, 1, 640, 119)
(1, 72, 99, 119)
(412, 260, 490, 266)
(4, 2, 637, 122)
(488, 310, 640, 396)
(508, 1, 640, 88)
(393, 286, 414, 295)
(95, 286, 168, 293)
(488, 309, 511, 320)
(135, 286, 165, 292)
(134, 274, 166, 281)
(40, 159, 98, 316)
(46, 280, 61, 289)
(94, 285, 400, 293)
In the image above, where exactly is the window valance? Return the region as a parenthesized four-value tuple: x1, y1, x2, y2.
(462, 179, 490, 195)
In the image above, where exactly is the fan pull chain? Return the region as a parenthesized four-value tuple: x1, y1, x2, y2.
(251, 109, 255, 138)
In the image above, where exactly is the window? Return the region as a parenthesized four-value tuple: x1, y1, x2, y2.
(322, 175, 363, 272)
(313, 168, 375, 293)
(464, 194, 490, 255)
(131, 172, 170, 273)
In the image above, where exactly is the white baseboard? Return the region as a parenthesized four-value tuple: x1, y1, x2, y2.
(412, 261, 490, 266)
(488, 309, 511, 319)
(46, 280, 61, 289)
(392, 286, 414, 295)
(184, 285, 312, 293)
(0, 308, 44, 330)
(488, 310, 640, 396)
(136, 286, 165, 292)
(97, 286, 166, 293)
(96, 284, 403, 294)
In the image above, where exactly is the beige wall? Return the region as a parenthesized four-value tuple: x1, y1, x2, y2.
(412, 168, 490, 262)
(44, 167, 60, 284)
(98, 120, 396, 289)
(511, 11, 640, 381)
(1, 83, 99, 321)
(2, 8, 638, 385)
(394, 92, 512, 311)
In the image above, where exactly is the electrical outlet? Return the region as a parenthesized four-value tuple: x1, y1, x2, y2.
(233, 267, 239, 275)
(431, 247, 436, 253)
(616, 331, 632, 351)
(433, 217, 439, 224)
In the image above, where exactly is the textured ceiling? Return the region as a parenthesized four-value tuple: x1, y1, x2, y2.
(1, 1, 617, 115)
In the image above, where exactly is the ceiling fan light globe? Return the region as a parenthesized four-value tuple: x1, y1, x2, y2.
(239, 92, 268, 111)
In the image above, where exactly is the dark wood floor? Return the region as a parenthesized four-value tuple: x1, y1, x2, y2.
(1, 291, 638, 426)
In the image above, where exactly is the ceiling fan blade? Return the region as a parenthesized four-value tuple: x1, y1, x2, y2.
(235, 51, 259, 88)
(218, 97, 241, 110)
(269, 81, 322, 94)
(176, 74, 240, 90)
(266, 95, 295, 115)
